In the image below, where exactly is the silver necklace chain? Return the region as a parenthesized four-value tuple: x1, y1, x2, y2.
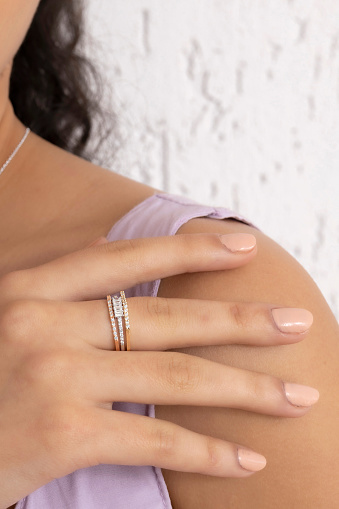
(0, 127, 31, 177)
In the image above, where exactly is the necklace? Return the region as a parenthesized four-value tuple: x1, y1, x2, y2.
(0, 127, 31, 177)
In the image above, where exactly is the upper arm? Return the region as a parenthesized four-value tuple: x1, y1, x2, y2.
(155, 216, 339, 509)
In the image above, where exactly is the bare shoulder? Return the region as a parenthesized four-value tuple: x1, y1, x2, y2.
(36, 133, 163, 232)
(1, 134, 165, 274)
(57, 153, 162, 232)
(156, 216, 339, 508)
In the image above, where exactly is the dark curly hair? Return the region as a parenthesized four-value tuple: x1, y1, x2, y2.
(9, 0, 119, 162)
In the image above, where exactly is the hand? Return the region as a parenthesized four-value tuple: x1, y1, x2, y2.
(0, 233, 317, 508)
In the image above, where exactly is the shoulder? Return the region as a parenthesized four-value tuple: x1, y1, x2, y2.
(160, 214, 338, 371)
(47, 143, 163, 239)
(156, 214, 339, 508)
(165, 215, 324, 321)
(66, 156, 162, 227)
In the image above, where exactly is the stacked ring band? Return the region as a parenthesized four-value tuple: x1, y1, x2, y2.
(106, 291, 131, 351)
(112, 294, 125, 350)
(107, 295, 120, 351)
(120, 291, 131, 351)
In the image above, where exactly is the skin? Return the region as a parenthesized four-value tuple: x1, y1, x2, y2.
(157, 218, 339, 508)
(1, 2, 339, 508)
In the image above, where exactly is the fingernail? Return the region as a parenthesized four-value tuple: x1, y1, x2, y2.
(271, 308, 313, 333)
(220, 233, 256, 253)
(237, 448, 267, 472)
(283, 382, 320, 407)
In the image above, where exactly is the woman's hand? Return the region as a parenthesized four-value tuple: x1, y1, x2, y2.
(0, 233, 318, 508)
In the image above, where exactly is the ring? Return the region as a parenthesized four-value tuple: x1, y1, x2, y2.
(106, 291, 131, 351)
(112, 294, 125, 350)
(120, 291, 131, 351)
(107, 295, 120, 351)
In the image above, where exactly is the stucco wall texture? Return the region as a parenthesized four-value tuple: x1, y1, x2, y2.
(84, 0, 339, 320)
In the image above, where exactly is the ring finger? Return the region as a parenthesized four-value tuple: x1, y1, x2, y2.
(84, 350, 319, 417)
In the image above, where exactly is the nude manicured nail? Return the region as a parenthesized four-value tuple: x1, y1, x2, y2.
(220, 233, 256, 253)
(237, 448, 267, 472)
(283, 382, 320, 407)
(271, 308, 313, 333)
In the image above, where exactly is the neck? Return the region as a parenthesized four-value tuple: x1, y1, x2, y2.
(0, 63, 31, 192)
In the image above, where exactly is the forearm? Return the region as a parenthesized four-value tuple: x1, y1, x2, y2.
(156, 217, 339, 508)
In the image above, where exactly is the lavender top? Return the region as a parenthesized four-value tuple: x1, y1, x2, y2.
(17, 192, 254, 509)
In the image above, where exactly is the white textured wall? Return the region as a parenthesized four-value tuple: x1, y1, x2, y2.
(84, 0, 339, 320)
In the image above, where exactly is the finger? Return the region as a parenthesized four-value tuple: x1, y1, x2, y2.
(48, 298, 312, 350)
(1, 233, 257, 302)
(87, 351, 319, 418)
(85, 237, 109, 248)
(101, 298, 311, 349)
(19, 299, 312, 352)
(83, 408, 266, 477)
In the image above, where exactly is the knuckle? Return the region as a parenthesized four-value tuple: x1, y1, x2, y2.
(197, 303, 214, 328)
(163, 353, 202, 394)
(249, 372, 277, 402)
(204, 436, 224, 471)
(22, 351, 73, 387)
(181, 233, 218, 269)
(40, 406, 92, 458)
(91, 239, 111, 255)
(228, 303, 249, 330)
(0, 300, 45, 343)
(146, 297, 174, 329)
(179, 233, 195, 251)
(111, 238, 139, 257)
(151, 425, 177, 459)
(179, 232, 223, 259)
(109, 238, 145, 278)
(175, 234, 198, 271)
(179, 232, 212, 250)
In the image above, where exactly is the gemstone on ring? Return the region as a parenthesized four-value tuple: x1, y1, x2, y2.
(113, 295, 125, 351)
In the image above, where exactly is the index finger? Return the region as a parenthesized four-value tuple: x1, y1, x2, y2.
(1, 233, 256, 302)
